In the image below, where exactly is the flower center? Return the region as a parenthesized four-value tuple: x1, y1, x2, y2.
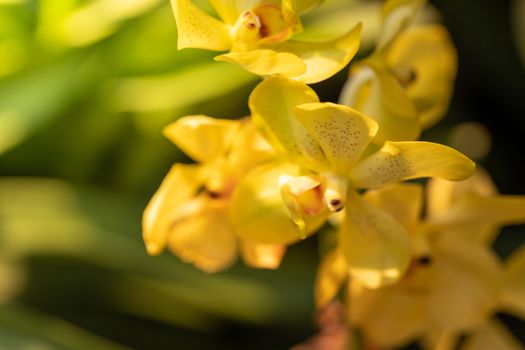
(389, 66, 418, 87)
(231, 3, 295, 51)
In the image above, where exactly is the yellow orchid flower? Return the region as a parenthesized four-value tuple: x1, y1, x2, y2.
(315, 171, 525, 349)
(425, 168, 525, 244)
(230, 160, 330, 245)
(502, 244, 525, 329)
(170, 0, 362, 83)
(249, 75, 474, 286)
(339, 0, 457, 143)
(143, 115, 288, 272)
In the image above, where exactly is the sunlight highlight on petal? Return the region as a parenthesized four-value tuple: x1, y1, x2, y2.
(351, 141, 475, 188)
(171, 0, 231, 50)
(340, 191, 411, 288)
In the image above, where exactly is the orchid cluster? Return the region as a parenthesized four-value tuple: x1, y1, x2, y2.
(143, 0, 525, 348)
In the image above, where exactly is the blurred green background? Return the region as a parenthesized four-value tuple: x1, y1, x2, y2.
(0, 0, 524, 349)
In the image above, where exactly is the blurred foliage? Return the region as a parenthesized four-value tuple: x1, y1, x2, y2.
(0, 0, 524, 349)
(0, 178, 321, 348)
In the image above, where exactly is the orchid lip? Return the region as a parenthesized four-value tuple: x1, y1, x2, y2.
(329, 199, 343, 212)
(322, 173, 349, 212)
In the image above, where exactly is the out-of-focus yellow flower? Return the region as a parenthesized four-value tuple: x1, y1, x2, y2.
(249, 76, 475, 287)
(339, 0, 457, 144)
(315, 170, 525, 348)
(502, 244, 525, 327)
(143, 115, 287, 272)
(170, 0, 362, 83)
(425, 169, 525, 245)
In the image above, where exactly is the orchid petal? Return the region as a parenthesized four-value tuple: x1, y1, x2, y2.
(163, 115, 240, 163)
(208, 0, 240, 24)
(351, 141, 475, 189)
(363, 183, 423, 228)
(215, 50, 307, 77)
(294, 102, 378, 174)
(428, 234, 502, 331)
(421, 329, 461, 350)
(142, 164, 203, 256)
(501, 245, 525, 319)
(171, 0, 231, 51)
(239, 241, 286, 269)
(284, 0, 323, 14)
(339, 64, 420, 143)
(350, 277, 427, 347)
(315, 249, 348, 308)
(340, 191, 411, 288)
(275, 23, 362, 83)
(249, 76, 324, 170)
(378, 0, 425, 50)
(426, 172, 525, 244)
(227, 119, 275, 173)
(388, 25, 457, 129)
(461, 320, 524, 350)
(429, 194, 525, 241)
(167, 197, 238, 273)
(280, 174, 325, 227)
(280, 174, 326, 235)
(426, 169, 496, 218)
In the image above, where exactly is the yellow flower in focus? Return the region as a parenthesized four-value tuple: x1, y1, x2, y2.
(170, 0, 362, 83)
(143, 115, 287, 272)
(339, 0, 457, 143)
(249, 75, 475, 287)
(230, 160, 330, 245)
(315, 170, 525, 349)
